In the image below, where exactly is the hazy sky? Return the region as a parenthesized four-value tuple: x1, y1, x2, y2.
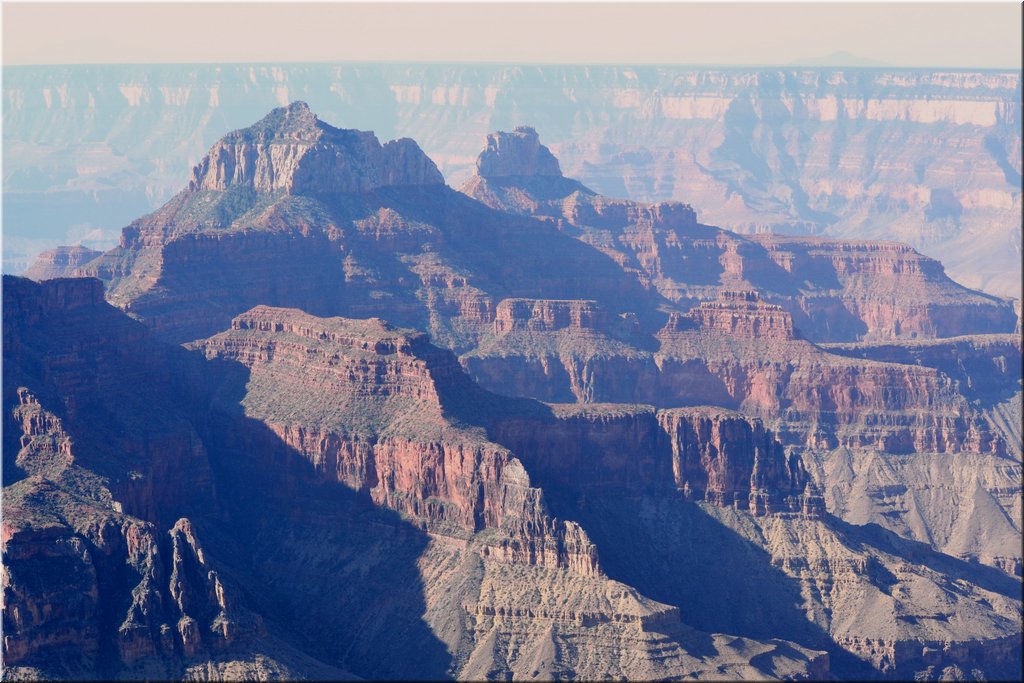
(2, 2, 1022, 69)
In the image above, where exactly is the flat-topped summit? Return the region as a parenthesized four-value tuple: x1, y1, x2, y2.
(461, 126, 594, 207)
(22, 245, 103, 282)
(476, 126, 564, 178)
(188, 100, 444, 195)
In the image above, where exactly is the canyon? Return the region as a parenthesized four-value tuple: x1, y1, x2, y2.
(4, 102, 1021, 680)
(4, 64, 1021, 298)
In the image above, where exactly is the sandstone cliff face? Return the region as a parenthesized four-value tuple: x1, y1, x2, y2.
(655, 298, 1005, 456)
(5, 96, 1021, 681)
(821, 333, 1023, 405)
(657, 407, 808, 512)
(476, 127, 563, 178)
(4, 276, 1020, 680)
(195, 306, 602, 576)
(69, 106, 663, 350)
(7, 65, 1019, 297)
(188, 102, 443, 196)
(751, 235, 1017, 341)
(465, 290, 1003, 456)
(489, 403, 810, 517)
(493, 298, 609, 333)
(461, 127, 1017, 343)
(687, 290, 796, 339)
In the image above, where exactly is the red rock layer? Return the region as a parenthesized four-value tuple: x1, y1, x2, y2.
(655, 300, 1005, 455)
(197, 307, 602, 576)
(490, 404, 810, 517)
(752, 235, 1017, 340)
(464, 291, 1003, 455)
(461, 130, 1016, 342)
(686, 291, 796, 340)
(657, 407, 808, 512)
(494, 298, 608, 333)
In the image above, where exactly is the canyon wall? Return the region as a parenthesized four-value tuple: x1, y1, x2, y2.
(5, 64, 1020, 297)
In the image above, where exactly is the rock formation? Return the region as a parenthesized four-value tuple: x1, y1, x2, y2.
(6, 65, 1019, 297)
(4, 100, 1021, 681)
(476, 126, 563, 179)
(460, 127, 1016, 343)
(3, 277, 842, 679)
(466, 288, 1005, 457)
(22, 245, 103, 281)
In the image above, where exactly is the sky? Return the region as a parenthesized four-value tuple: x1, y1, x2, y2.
(2, 1, 1021, 70)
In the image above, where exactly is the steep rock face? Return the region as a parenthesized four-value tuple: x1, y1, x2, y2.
(106, 102, 442, 250)
(465, 289, 1003, 456)
(2, 485, 275, 678)
(751, 235, 1017, 340)
(188, 102, 442, 196)
(657, 407, 807, 511)
(1, 276, 346, 680)
(461, 127, 1016, 343)
(490, 403, 809, 517)
(654, 299, 1004, 455)
(687, 290, 796, 340)
(2, 277, 216, 523)
(22, 246, 103, 281)
(476, 126, 562, 178)
(821, 333, 1022, 405)
(70, 106, 663, 349)
(1, 276, 839, 680)
(5, 65, 1019, 297)
(3, 277, 1019, 680)
(493, 298, 609, 333)
(195, 306, 602, 576)
(490, 405, 674, 498)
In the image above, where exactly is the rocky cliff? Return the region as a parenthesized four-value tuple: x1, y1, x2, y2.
(461, 127, 1017, 343)
(5, 280, 846, 679)
(187, 102, 442, 197)
(41, 105, 1018, 578)
(465, 290, 1004, 456)
(1, 277, 349, 680)
(65, 103, 663, 347)
(4, 276, 1021, 680)
(194, 305, 602, 575)
(21, 245, 103, 281)
(5, 64, 1019, 297)
(5, 98, 1021, 680)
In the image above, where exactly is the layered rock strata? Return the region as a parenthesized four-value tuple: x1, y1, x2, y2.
(22, 245, 103, 281)
(196, 306, 602, 574)
(6, 65, 1021, 297)
(461, 127, 1016, 342)
(466, 291, 1003, 456)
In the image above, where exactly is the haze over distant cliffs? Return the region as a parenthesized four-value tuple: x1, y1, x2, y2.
(4, 64, 1021, 298)
(4, 101, 1022, 681)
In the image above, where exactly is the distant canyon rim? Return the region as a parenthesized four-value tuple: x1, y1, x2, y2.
(3, 63, 1021, 300)
(2, 75, 1022, 681)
